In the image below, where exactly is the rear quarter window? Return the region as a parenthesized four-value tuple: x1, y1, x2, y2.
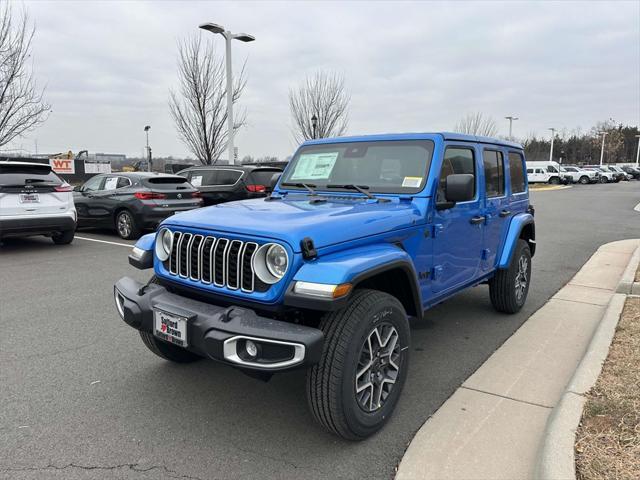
(508, 152, 526, 194)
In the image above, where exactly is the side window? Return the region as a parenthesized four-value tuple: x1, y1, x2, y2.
(216, 170, 242, 185)
(117, 177, 131, 189)
(547, 165, 558, 173)
(83, 175, 104, 191)
(526, 168, 533, 174)
(103, 176, 119, 190)
(509, 152, 526, 194)
(482, 150, 504, 198)
(438, 147, 476, 202)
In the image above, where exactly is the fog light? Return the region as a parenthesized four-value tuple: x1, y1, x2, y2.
(245, 340, 258, 359)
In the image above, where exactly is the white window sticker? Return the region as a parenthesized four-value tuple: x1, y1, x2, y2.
(104, 177, 119, 190)
(290, 152, 339, 180)
(190, 175, 203, 187)
(401, 176, 422, 188)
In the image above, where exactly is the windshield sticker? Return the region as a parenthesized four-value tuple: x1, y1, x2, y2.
(190, 175, 203, 187)
(290, 152, 339, 180)
(104, 177, 118, 190)
(401, 176, 422, 188)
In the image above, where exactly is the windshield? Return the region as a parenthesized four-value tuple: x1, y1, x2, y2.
(280, 140, 435, 194)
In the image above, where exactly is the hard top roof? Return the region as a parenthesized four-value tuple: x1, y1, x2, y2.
(301, 132, 523, 149)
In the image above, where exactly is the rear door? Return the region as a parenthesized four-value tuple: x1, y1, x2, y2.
(482, 149, 509, 270)
(0, 163, 71, 217)
(432, 144, 484, 293)
(89, 175, 133, 224)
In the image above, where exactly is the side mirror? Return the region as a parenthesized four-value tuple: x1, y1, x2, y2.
(73, 185, 83, 192)
(437, 174, 474, 210)
(269, 173, 282, 191)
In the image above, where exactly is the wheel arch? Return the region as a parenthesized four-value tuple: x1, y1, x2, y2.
(497, 213, 535, 269)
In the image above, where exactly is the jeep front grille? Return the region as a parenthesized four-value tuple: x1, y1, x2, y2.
(168, 232, 264, 292)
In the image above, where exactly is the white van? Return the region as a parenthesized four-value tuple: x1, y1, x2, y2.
(0, 161, 77, 244)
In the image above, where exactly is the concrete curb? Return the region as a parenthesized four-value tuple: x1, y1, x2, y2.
(534, 293, 626, 480)
(530, 185, 572, 192)
(616, 245, 640, 295)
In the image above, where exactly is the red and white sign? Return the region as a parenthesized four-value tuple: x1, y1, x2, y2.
(49, 158, 75, 174)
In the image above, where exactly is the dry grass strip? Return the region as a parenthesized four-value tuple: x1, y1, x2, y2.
(575, 296, 640, 480)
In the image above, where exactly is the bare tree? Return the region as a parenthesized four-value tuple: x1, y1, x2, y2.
(169, 35, 246, 165)
(453, 112, 498, 137)
(289, 71, 349, 143)
(0, 3, 50, 147)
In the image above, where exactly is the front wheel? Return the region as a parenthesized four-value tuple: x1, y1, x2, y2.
(548, 177, 560, 185)
(600, 176, 609, 183)
(306, 289, 410, 440)
(489, 239, 532, 314)
(579, 176, 590, 185)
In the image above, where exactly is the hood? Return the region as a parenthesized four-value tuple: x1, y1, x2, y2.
(163, 194, 425, 252)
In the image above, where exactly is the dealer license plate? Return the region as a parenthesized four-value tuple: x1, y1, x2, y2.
(19, 193, 40, 203)
(154, 309, 188, 347)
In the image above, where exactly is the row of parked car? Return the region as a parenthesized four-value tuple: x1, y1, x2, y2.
(526, 160, 640, 185)
(0, 161, 282, 242)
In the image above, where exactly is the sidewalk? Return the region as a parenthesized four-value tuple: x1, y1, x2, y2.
(396, 239, 640, 480)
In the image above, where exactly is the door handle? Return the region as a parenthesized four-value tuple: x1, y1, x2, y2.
(499, 210, 512, 217)
(470, 216, 485, 225)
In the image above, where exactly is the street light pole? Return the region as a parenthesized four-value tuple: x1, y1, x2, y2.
(598, 131, 608, 166)
(505, 116, 519, 140)
(635, 134, 640, 167)
(144, 125, 151, 172)
(548, 127, 556, 163)
(199, 23, 255, 166)
(311, 114, 318, 140)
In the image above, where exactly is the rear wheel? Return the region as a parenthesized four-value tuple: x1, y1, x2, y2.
(306, 289, 410, 440)
(489, 239, 532, 314)
(578, 176, 590, 185)
(115, 210, 141, 239)
(52, 229, 75, 245)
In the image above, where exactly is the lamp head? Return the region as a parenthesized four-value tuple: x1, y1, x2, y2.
(199, 23, 225, 35)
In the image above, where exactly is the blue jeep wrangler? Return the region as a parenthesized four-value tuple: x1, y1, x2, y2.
(115, 132, 535, 440)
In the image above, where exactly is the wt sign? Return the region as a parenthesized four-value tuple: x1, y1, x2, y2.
(49, 158, 75, 174)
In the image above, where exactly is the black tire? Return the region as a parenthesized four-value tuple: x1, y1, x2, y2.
(51, 229, 75, 245)
(115, 210, 141, 239)
(306, 289, 410, 440)
(549, 177, 560, 185)
(139, 331, 202, 363)
(138, 276, 201, 363)
(600, 176, 609, 183)
(578, 176, 590, 185)
(489, 239, 532, 314)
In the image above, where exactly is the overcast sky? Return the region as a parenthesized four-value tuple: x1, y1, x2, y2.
(7, 0, 640, 160)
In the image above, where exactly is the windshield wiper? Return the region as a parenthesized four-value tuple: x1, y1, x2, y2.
(281, 182, 317, 195)
(326, 184, 376, 199)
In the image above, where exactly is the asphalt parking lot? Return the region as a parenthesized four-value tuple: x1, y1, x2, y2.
(1, 182, 639, 480)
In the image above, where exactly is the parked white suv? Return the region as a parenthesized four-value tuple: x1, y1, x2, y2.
(561, 166, 599, 184)
(0, 161, 76, 244)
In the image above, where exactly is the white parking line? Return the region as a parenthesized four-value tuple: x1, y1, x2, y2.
(75, 236, 133, 248)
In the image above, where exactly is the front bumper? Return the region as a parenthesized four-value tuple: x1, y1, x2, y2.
(0, 214, 76, 238)
(114, 276, 324, 372)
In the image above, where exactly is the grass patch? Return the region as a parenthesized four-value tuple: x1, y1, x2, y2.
(575, 296, 640, 480)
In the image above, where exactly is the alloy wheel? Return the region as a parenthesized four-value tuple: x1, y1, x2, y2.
(514, 255, 529, 302)
(355, 323, 401, 413)
(117, 213, 132, 238)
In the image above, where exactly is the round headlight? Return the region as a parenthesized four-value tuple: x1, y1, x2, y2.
(266, 244, 288, 279)
(155, 228, 173, 261)
(252, 243, 289, 284)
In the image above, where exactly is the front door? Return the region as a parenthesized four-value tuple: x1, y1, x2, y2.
(432, 144, 484, 294)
